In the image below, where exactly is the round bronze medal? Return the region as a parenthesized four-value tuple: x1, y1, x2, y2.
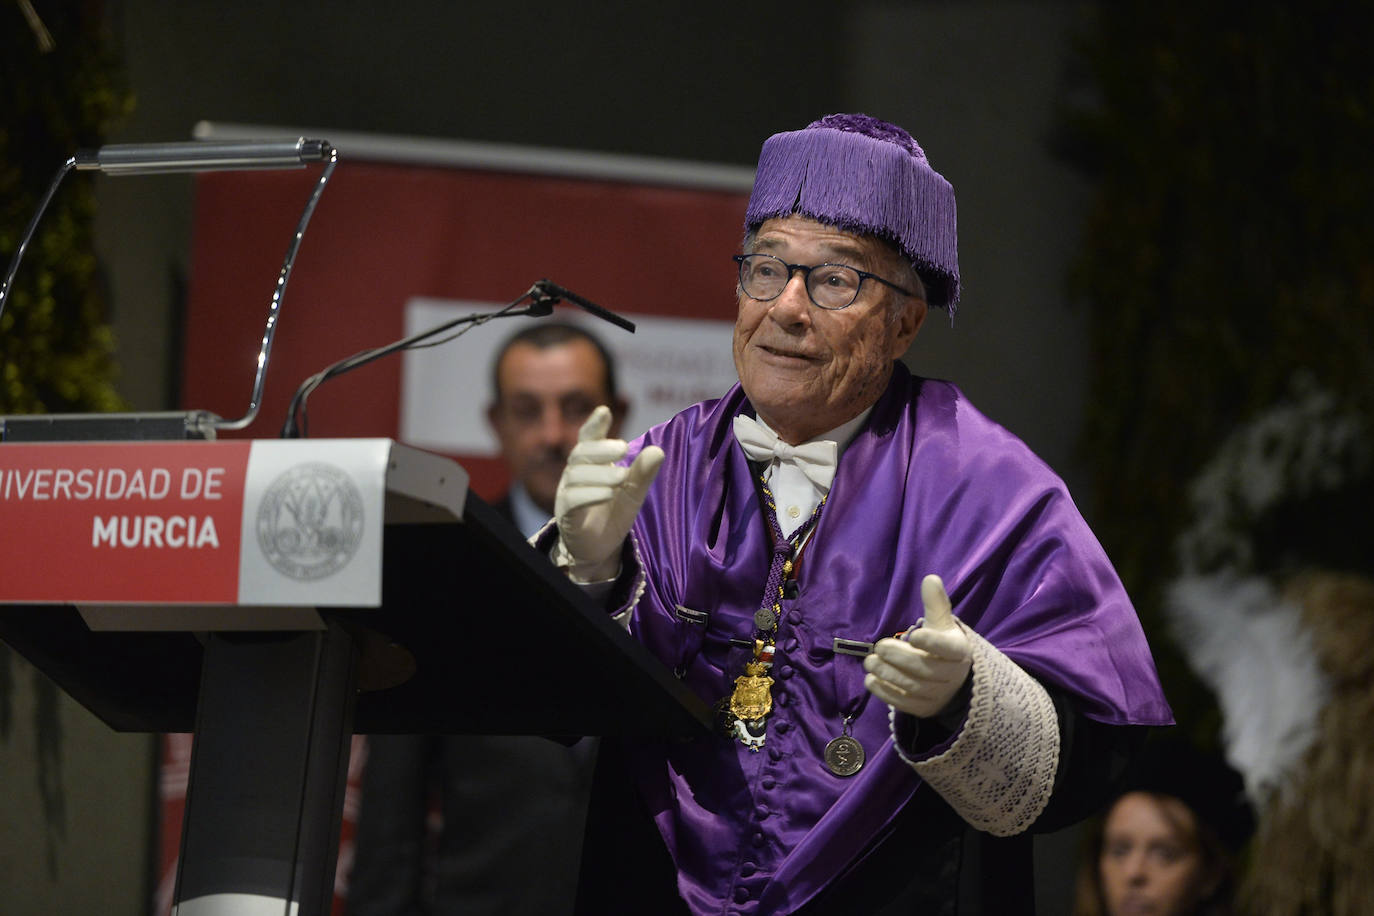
(823, 734, 865, 777)
(754, 606, 777, 630)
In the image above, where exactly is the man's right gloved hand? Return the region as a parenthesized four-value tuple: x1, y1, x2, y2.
(553, 405, 664, 583)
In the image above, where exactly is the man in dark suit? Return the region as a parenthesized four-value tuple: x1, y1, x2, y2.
(484, 323, 628, 535)
(348, 323, 625, 915)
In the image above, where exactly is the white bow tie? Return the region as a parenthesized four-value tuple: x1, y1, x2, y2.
(732, 414, 838, 491)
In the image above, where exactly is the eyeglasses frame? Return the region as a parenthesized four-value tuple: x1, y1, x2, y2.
(733, 253, 916, 311)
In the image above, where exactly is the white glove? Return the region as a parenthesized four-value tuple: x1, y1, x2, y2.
(553, 405, 664, 583)
(864, 574, 973, 719)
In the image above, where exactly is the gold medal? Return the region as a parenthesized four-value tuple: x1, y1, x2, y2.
(727, 660, 774, 721)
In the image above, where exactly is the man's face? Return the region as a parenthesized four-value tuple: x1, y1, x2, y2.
(487, 338, 620, 514)
(732, 215, 925, 444)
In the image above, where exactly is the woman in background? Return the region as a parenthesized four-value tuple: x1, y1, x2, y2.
(1074, 739, 1249, 916)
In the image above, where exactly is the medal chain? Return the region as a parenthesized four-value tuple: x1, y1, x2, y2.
(721, 472, 825, 750)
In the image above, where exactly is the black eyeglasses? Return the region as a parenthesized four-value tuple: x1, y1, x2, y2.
(733, 253, 915, 311)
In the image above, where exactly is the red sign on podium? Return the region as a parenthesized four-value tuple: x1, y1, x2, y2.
(0, 438, 463, 614)
(1, 440, 250, 603)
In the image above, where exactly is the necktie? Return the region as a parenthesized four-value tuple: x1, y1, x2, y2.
(732, 414, 838, 491)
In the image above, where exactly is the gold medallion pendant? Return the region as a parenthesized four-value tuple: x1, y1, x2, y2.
(728, 661, 774, 721)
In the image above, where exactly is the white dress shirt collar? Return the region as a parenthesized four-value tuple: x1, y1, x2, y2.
(743, 406, 873, 538)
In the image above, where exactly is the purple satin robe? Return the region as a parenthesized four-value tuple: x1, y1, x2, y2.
(615, 363, 1171, 915)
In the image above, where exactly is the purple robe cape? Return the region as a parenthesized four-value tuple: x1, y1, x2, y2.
(611, 364, 1171, 916)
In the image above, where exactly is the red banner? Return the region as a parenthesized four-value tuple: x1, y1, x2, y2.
(179, 157, 748, 502)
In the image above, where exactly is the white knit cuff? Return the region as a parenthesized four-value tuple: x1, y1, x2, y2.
(895, 626, 1060, 837)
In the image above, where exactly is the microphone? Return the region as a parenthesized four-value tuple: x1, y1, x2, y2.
(279, 279, 634, 439)
(73, 139, 332, 175)
(530, 279, 636, 332)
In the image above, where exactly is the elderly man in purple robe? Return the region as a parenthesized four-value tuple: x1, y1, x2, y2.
(545, 114, 1173, 916)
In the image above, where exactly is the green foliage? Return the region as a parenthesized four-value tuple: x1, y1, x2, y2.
(1, 0, 134, 414)
(1058, 2, 1374, 736)
(1, 0, 134, 872)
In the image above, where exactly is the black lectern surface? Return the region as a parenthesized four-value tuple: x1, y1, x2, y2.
(0, 490, 712, 739)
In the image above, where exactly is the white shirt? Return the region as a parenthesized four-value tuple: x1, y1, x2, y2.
(746, 408, 872, 539)
(508, 482, 553, 540)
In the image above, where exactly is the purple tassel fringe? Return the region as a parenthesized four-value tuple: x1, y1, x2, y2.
(745, 117, 960, 312)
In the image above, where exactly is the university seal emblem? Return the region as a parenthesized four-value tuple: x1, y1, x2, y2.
(256, 462, 365, 580)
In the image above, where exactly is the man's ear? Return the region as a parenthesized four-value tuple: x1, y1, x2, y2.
(889, 298, 927, 359)
(485, 401, 501, 433)
(607, 396, 630, 439)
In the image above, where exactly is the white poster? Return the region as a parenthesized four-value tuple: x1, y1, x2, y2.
(398, 298, 738, 453)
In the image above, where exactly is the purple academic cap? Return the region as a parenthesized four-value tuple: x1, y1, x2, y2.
(744, 113, 960, 311)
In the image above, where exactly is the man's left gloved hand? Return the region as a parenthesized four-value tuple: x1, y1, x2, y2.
(864, 574, 973, 719)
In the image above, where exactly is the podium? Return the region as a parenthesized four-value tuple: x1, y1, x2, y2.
(0, 435, 711, 915)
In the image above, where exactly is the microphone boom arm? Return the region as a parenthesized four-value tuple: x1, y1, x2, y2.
(278, 279, 636, 439)
(279, 286, 554, 439)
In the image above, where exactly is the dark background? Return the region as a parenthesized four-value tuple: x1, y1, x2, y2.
(12, 1, 1370, 913)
